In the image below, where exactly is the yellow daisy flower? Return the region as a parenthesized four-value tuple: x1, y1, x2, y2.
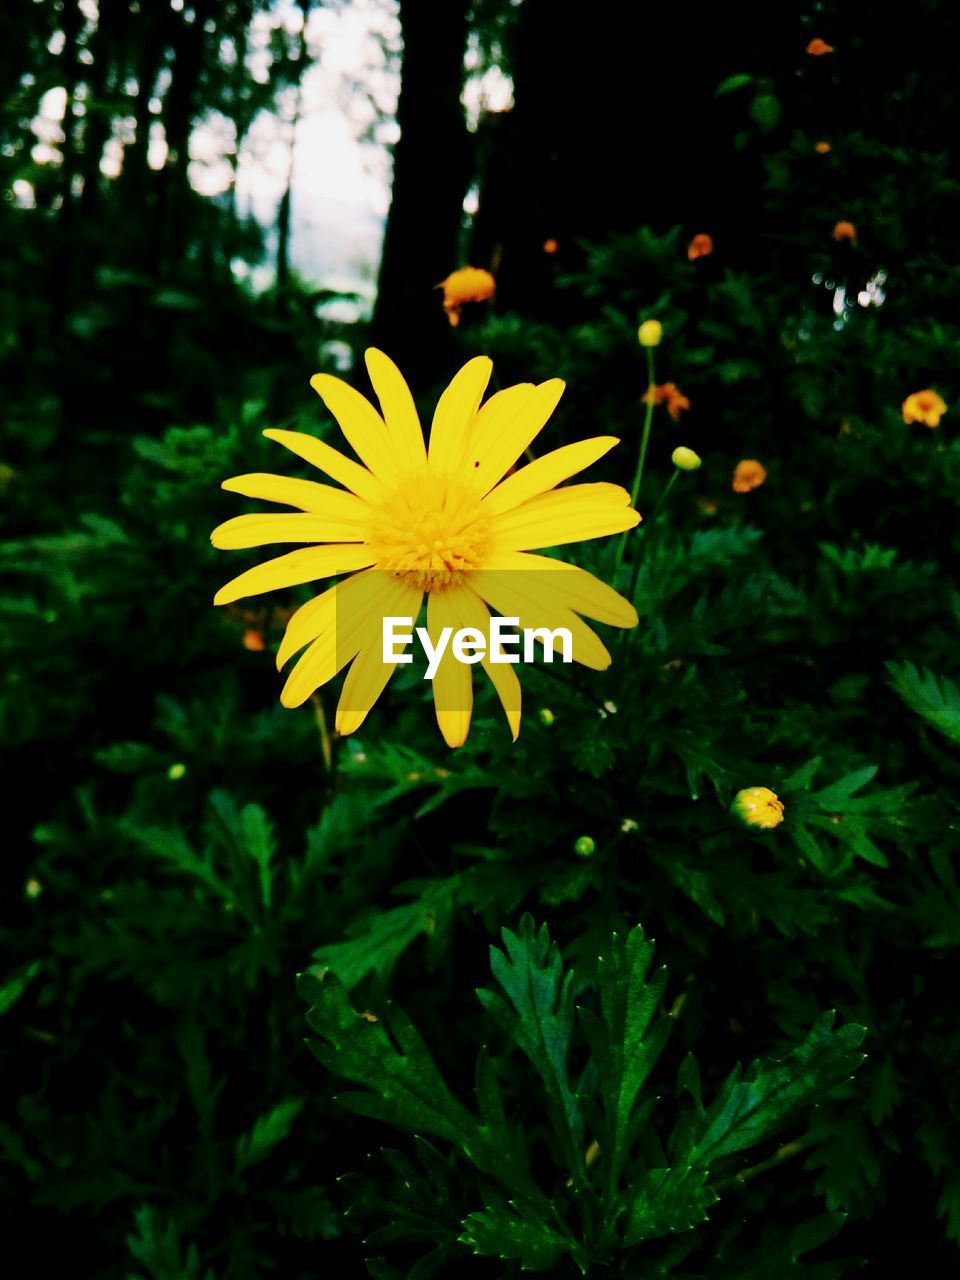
(211, 350, 641, 747)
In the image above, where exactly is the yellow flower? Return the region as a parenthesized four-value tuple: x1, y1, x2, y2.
(732, 459, 766, 493)
(672, 446, 701, 471)
(832, 220, 856, 243)
(637, 319, 662, 347)
(731, 787, 784, 829)
(212, 350, 641, 747)
(902, 389, 947, 429)
(439, 267, 495, 327)
(687, 233, 713, 261)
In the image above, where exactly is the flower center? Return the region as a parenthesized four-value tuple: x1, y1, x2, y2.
(366, 472, 490, 591)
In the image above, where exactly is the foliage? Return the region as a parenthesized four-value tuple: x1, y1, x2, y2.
(4, 2, 960, 1278)
(302, 917, 864, 1277)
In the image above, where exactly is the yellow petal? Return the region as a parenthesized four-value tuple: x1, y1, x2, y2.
(310, 373, 400, 481)
(428, 356, 493, 474)
(211, 509, 367, 549)
(448, 586, 521, 740)
(468, 379, 565, 495)
(281, 573, 422, 708)
(482, 437, 619, 515)
(263, 429, 381, 503)
(364, 348, 426, 464)
(470, 570, 611, 670)
(489, 483, 640, 551)
(276, 582, 339, 670)
(427, 590, 474, 747)
(213, 544, 376, 606)
(481, 551, 638, 628)
(222, 472, 363, 513)
(336, 580, 424, 735)
(276, 568, 405, 670)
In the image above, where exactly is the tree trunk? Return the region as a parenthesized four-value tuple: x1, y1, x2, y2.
(371, 0, 471, 381)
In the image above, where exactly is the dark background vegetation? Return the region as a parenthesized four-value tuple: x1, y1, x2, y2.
(3, 1, 960, 1276)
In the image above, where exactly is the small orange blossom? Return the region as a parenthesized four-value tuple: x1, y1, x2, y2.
(732, 459, 767, 493)
(902, 390, 947, 429)
(687, 233, 713, 261)
(832, 220, 856, 243)
(439, 267, 496, 327)
(815, 140, 831, 154)
(806, 38, 834, 56)
(643, 382, 691, 422)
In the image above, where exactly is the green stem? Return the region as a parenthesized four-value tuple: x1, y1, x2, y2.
(615, 347, 656, 570)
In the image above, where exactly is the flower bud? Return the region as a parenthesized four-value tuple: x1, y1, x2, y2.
(672, 446, 701, 471)
(539, 707, 555, 726)
(731, 787, 784, 830)
(637, 319, 662, 347)
(167, 762, 187, 781)
(574, 835, 596, 858)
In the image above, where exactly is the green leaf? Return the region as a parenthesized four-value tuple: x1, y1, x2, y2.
(313, 876, 460, 988)
(887, 661, 960, 744)
(476, 915, 583, 1168)
(235, 1097, 305, 1171)
(715, 73, 754, 96)
(300, 970, 480, 1151)
(0, 960, 41, 1016)
(722, 1212, 852, 1278)
(578, 925, 670, 1192)
(460, 1197, 582, 1273)
(621, 1165, 718, 1244)
(688, 1014, 866, 1166)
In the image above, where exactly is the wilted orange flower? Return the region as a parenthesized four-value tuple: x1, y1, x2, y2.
(815, 140, 831, 154)
(806, 38, 834, 56)
(242, 628, 266, 651)
(543, 238, 558, 254)
(643, 382, 691, 421)
(439, 267, 496, 327)
(687, 233, 713, 261)
(732, 459, 767, 493)
(832, 220, 856, 243)
(902, 389, 947, 429)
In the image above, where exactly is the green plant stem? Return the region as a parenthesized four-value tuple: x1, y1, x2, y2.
(623, 469, 683, 607)
(615, 346, 656, 570)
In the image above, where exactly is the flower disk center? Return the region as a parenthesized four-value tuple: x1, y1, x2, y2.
(367, 474, 490, 591)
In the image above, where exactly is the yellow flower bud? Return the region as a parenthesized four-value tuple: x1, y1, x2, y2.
(539, 707, 555, 726)
(167, 762, 187, 781)
(574, 835, 596, 857)
(672, 446, 701, 471)
(637, 319, 662, 347)
(731, 787, 784, 830)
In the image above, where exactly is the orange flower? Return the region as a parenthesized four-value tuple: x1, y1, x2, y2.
(242, 628, 266, 651)
(543, 238, 558, 254)
(902, 389, 947, 429)
(815, 140, 831, 154)
(643, 382, 691, 421)
(732, 459, 767, 493)
(832, 220, 856, 243)
(687, 233, 713, 261)
(439, 266, 496, 327)
(806, 37, 834, 56)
